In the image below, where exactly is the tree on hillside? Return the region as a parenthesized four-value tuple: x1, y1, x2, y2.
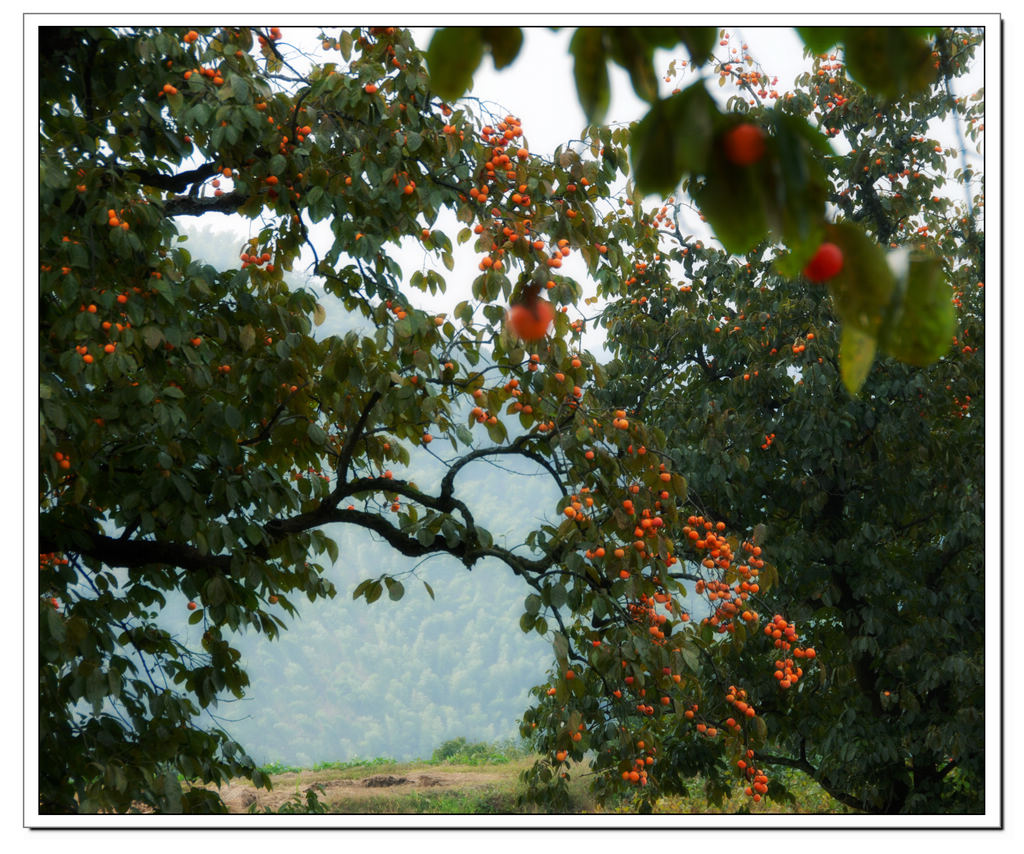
(38, 24, 984, 815)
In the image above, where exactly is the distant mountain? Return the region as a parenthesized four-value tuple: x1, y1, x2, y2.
(209, 462, 557, 767)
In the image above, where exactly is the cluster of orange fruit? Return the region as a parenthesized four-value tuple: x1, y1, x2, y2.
(952, 393, 972, 418)
(811, 54, 850, 125)
(738, 750, 770, 802)
(763, 614, 816, 689)
(683, 516, 736, 572)
(240, 245, 274, 270)
(626, 594, 672, 642)
(463, 115, 586, 286)
(183, 64, 227, 87)
(256, 27, 283, 47)
(40, 551, 70, 569)
(725, 685, 758, 724)
(107, 208, 129, 230)
(620, 739, 655, 786)
(697, 577, 760, 630)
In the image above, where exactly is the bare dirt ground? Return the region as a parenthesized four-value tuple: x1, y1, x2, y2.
(214, 767, 513, 814)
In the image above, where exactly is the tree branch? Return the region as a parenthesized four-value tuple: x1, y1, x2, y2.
(331, 390, 383, 491)
(439, 439, 568, 503)
(125, 161, 222, 194)
(756, 749, 864, 812)
(163, 192, 249, 217)
(40, 528, 235, 577)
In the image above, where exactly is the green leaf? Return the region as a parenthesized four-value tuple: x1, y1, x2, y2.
(763, 112, 830, 255)
(224, 405, 242, 431)
(605, 28, 659, 104)
(205, 575, 229, 607)
(422, 580, 435, 600)
(364, 580, 383, 604)
(384, 577, 405, 601)
(162, 772, 183, 812)
(671, 474, 687, 503)
(570, 28, 610, 125)
(479, 27, 523, 70)
(548, 583, 568, 610)
(749, 712, 768, 744)
(822, 222, 896, 337)
(679, 642, 700, 673)
(485, 418, 507, 444)
(631, 84, 717, 197)
(45, 606, 66, 643)
(795, 27, 846, 55)
(676, 26, 716, 66)
(553, 632, 569, 664)
(842, 28, 937, 99)
(525, 593, 542, 615)
(426, 28, 485, 101)
(693, 144, 767, 255)
(839, 323, 877, 394)
(269, 154, 287, 176)
(141, 325, 164, 349)
(878, 252, 955, 366)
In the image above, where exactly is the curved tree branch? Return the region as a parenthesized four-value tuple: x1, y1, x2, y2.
(756, 749, 864, 813)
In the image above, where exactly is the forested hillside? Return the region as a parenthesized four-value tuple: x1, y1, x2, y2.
(221, 492, 552, 766)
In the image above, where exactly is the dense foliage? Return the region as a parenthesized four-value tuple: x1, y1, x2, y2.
(426, 25, 972, 392)
(513, 30, 984, 814)
(38, 24, 984, 815)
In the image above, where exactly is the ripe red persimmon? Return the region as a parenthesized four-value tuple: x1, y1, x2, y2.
(723, 123, 766, 166)
(803, 242, 844, 282)
(506, 299, 555, 341)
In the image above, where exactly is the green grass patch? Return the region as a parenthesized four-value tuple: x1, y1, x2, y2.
(425, 736, 530, 766)
(250, 739, 854, 815)
(258, 760, 303, 776)
(310, 756, 400, 773)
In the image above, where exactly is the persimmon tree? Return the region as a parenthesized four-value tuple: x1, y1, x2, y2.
(37, 24, 983, 816)
(38, 23, 682, 814)
(514, 29, 985, 814)
(427, 25, 978, 393)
